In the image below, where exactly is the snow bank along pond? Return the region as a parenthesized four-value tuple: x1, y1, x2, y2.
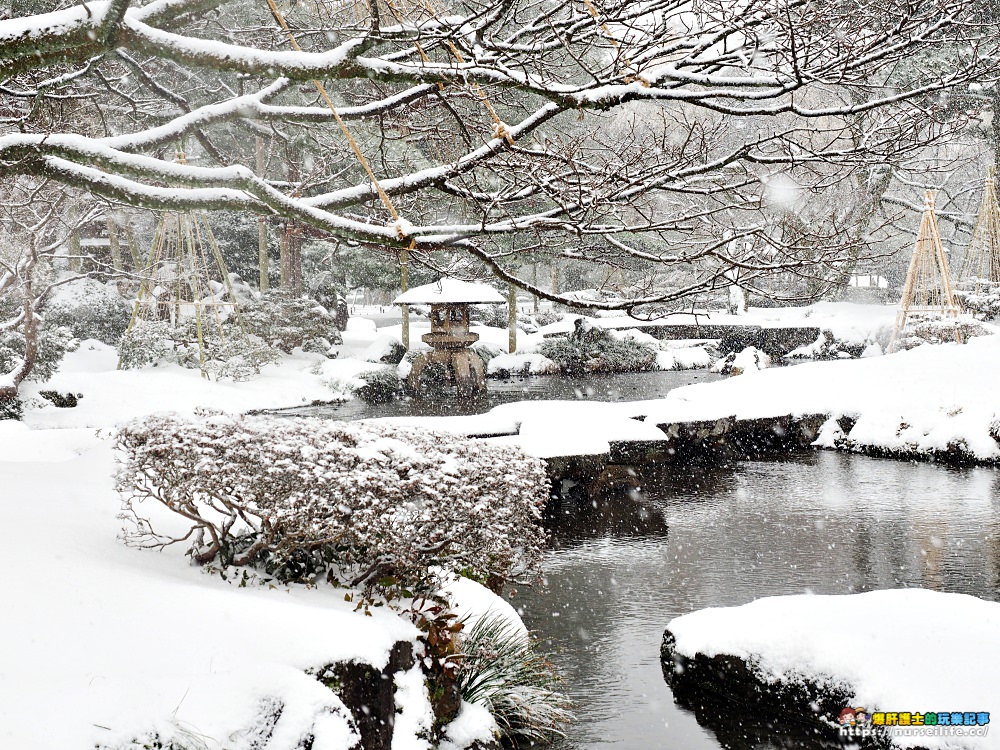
(286, 367, 1000, 750)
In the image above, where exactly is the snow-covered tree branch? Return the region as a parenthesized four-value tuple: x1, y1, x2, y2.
(1, 0, 997, 314)
(0, 179, 100, 399)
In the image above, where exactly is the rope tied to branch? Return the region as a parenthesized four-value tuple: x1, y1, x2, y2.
(491, 121, 513, 144)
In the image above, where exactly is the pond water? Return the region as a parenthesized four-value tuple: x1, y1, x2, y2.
(276, 368, 721, 420)
(290, 367, 1000, 749)
(509, 453, 1000, 750)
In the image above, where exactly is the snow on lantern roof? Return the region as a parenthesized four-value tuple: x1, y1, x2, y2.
(393, 277, 505, 305)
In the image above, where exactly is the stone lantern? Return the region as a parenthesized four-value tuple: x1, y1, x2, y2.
(393, 278, 505, 398)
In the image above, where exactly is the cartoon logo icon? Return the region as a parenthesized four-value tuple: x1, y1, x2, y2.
(839, 708, 857, 726)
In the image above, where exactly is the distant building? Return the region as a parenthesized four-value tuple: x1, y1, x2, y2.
(843, 273, 891, 303)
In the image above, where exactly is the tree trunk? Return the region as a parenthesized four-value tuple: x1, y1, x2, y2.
(993, 87, 1000, 174)
(107, 215, 128, 295)
(68, 228, 82, 273)
(0, 272, 39, 401)
(280, 221, 302, 295)
(280, 149, 302, 295)
(256, 137, 269, 292)
(123, 223, 143, 270)
(508, 283, 517, 353)
(400, 245, 409, 349)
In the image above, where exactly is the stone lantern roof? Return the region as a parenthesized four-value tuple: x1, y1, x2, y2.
(393, 277, 505, 305)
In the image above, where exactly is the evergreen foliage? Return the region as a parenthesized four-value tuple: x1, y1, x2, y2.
(240, 291, 342, 354)
(354, 366, 404, 403)
(117, 319, 278, 380)
(0, 323, 76, 383)
(44, 278, 131, 346)
(539, 319, 657, 375)
(456, 615, 573, 744)
(955, 283, 1000, 319)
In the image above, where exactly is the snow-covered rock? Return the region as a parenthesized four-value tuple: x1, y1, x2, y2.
(647, 334, 1000, 463)
(363, 332, 406, 364)
(664, 589, 1000, 749)
(440, 573, 528, 638)
(711, 346, 770, 375)
(656, 346, 713, 370)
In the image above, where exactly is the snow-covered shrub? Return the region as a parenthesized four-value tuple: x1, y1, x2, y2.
(896, 317, 992, 350)
(784, 330, 865, 360)
(539, 319, 656, 375)
(470, 302, 508, 329)
(117, 319, 278, 380)
(117, 414, 549, 596)
(115, 319, 173, 369)
(516, 316, 539, 334)
(354, 366, 403, 403)
(0, 322, 77, 383)
(517, 309, 563, 331)
(533, 309, 562, 327)
(0, 396, 22, 420)
(955, 283, 1000, 320)
(207, 334, 280, 381)
(43, 278, 130, 345)
(456, 615, 573, 743)
(240, 291, 342, 354)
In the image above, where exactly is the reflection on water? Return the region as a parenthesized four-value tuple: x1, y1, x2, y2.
(277, 369, 721, 420)
(509, 452, 1000, 750)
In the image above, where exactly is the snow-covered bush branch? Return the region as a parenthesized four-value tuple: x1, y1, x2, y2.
(116, 414, 549, 594)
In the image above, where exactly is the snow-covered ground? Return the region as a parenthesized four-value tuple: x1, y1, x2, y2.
(643, 333, 1000, 462)
(6, 303, 1000, 747)
(17, 339, 382, 429)
(666, 589, 999, 749)
(0, 428, 425, 750)
(538, 301, 898, 345)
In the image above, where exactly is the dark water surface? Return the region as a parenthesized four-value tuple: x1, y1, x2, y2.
(509, 454, 1000, 750)
(276, 368, 721, 420)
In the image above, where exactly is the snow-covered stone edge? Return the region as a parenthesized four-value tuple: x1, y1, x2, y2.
(662, 590, 1000, 750)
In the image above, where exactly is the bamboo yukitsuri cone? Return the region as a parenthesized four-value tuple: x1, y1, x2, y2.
(119, 151, 246, 377)
(889, 190, 962, 352)
(957, 169, 1000, 292)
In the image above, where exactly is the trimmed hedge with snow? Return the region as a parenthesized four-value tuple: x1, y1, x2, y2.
(117, 414, 549, 594)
